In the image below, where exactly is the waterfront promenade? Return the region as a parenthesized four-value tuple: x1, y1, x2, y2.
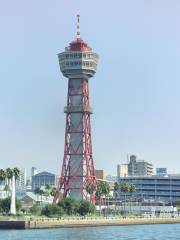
(1, 216, 180, 229)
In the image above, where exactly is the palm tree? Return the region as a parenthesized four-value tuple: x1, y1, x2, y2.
(4, 185, 10, 198)
(5, 168, 13, 198)
(114, 182, 119, 214)
(100, 181, 110, 216)
(13, 168, 20, 180)
(45, 184, 51, 190)
(0, 169, 6, 199)
(6, 168, 13, 187)
(0, 169, 6, 184)
(85, 181, 97, 202)
(95, 185, 102, 214)
(34, 187, 44, 204)
(44, 184, 51, 201)
(120, 182, 130, 214)
(95, 181, 110, 215)
(34, 187, 41, 195)
(50, 187, 57, 197)
(129, 184, 136, 214)
(129, 184, 136, 198)
(39, 189, 44, 204)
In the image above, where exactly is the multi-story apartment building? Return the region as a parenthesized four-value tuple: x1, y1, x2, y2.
(117, 155, 153, 178)
(128, 155, 153, 176)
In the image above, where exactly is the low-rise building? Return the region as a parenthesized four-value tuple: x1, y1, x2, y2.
(118, 175, 180, 203)
(19, 192, 53, 211)
(95, 169, 106, 180)
(106, 175, 117, 182)
(32, 171, 56, 191)
(156, 168, 167, 176)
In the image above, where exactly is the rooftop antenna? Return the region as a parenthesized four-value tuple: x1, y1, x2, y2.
(127, 154, 129, 163)
(76, 14, 81, 39)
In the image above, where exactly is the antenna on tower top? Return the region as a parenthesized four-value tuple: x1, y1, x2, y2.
(76, 14, 81, 39)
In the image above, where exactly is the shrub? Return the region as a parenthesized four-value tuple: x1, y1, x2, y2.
(78, 200, 95, 216)
(42, 204, 64, 217)
(0, 198, 22, 214)
(30, 204, 41, 215)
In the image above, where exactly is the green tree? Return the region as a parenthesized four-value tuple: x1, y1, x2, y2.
(44, 184, 51, 200)
(0, 169, 6, 183)
(15, 199, 22, 211)
(95, 181, 110, 215)
(30, 204, 41, 215)
(129, 184, 136, 196)
(45, 184, 51, 191)
(50, 187, 57, 197)
(59, 197, 79, 215)
(114, 182, 119, 214)
(6, 168, 13, 182)
(0, 198, 21, 214)
(128, 183, 136, 214)
(86, 181, 96, 195)
(78, 200, 95, 216)
(0, 198, 11, 214)
(39, 189, 44, 204)
(119, 182, 130, 213)
(34, 187, 41, 195)
(99, 181, 110, 196)
(13, 168, 20, 180)
(42, 204, 64, 217)
(4, 185, 10, 192)
(34, 188, 44, 204)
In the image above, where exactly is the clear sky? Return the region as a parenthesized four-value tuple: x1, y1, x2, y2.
(0, 0, 180, 176)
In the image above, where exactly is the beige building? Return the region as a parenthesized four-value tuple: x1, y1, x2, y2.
(95, 169, 106, 180)
(117, 164, 128, 178)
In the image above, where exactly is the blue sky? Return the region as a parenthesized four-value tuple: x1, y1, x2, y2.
(0, 0, 180, 176)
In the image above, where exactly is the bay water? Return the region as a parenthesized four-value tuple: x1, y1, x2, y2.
(0, 224, 179, 240)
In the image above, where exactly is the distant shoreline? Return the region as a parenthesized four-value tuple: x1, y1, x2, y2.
(1, 217, 180, 229)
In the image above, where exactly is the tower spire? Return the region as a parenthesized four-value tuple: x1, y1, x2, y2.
(76, 14, 81, 39)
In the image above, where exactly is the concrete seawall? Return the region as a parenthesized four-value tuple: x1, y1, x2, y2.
(26, 217, 180, 229)
(1, 217, 180, 229)
(0, 221, 25, 229)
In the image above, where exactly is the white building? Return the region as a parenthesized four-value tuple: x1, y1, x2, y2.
(31, 167, 38, 178)
(0, 185, 8, 199)
(16, 168, 27, 193)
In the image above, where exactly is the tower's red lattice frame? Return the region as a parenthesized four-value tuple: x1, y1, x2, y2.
(54, 79, 97, 204)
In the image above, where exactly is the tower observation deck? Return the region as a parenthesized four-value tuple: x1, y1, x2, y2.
(54, 15, 99, 203)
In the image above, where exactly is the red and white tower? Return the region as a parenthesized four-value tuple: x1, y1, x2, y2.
(54, 15, 99, 203)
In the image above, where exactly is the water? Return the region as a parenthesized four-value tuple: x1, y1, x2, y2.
(0, 224, 180, 240)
